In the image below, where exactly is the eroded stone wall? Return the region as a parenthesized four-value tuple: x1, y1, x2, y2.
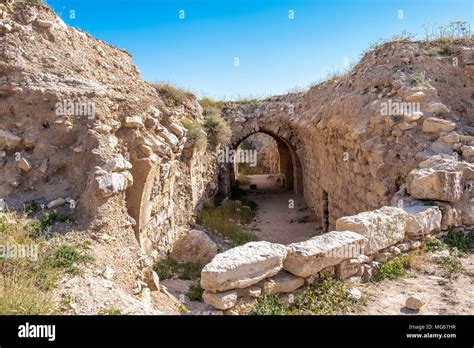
(223, 39, 474, 230)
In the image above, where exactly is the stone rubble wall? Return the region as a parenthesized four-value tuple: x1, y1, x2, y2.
(200, 155, 473, 313)
(0, 3, 221, 262)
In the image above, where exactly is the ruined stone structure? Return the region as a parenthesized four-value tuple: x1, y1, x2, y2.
(222, 41, 474, 231)
(0, 2, 473, 315)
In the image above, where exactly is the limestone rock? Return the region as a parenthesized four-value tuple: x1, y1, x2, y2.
(404, 91, 426, 102)
(123, 116, 144, 128)
(336, 258, 363, 279)
(261, 271, 304, 295)
(171, 229, 218, 264)
(439, 204, 461, 229)
(283, 231, 366, 277)
(335, 206, 407, 254)
(405, 295, 425, 310)
(17, 158, 31, 172)
(374, 252, 391, 262)
(239, 285, 262, 298)
(410, 241, 422, 249)
(104, 154, 133, 172)
(224, 297, 258, 315)
(407, 168, 463, 203)
(95, 172, 128, 197)
(143, 270, 160, 291)
(403, 205, 442, 238)
(403, 111, 423, 123)
(347, 287, 362, 301)
(36, 19, 53, 28)
(462, 146, 474, 158)
(202, 290, 238, 310)
(422, 117, 456, 135)
(426, 102, 450, 116)
(200, 241, 287, 291)
(47, 198, 66, 209)
(0, 130, 22, 150)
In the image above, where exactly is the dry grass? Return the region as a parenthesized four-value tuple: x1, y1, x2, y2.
(0, 212, 93, 315)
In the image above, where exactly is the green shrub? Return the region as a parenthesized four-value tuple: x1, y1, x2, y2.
(197, 200, 257, 247)
(24, 201, 42, 216)
(27, 210, 72, 239)
(180, 117, 207, 152)
(155, 84, 193, 107)
(440, 43, 454, 55)
(203, 114, 231, 147)
(41, 243, 94, 276)
(292, 276, 356, 315)
(153, 258, 204, 281)
(251, 295, 288, 315)
(436, 255, 463, 278)
(186, 283, 204, 301)
(236, 174, 251, 187)
(98, 308, 122, 315)
(375, 254, 411, 282)
(410, 71, 426, 87)
(444, 230, 474, 255)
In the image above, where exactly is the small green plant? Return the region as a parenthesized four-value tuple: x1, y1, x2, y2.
(176, 304, 189, 314)
(236, 174, 251, 187)
(179, 117, 207, 152)
(444, 230, 474, 255)
(186, 283, 204, 301)
(436, 255, 463, 278)
(199, 97, 226, 110)
(292, 276, 356, 315)
(153, 258, 204, 281)
(251, 295, 288, 315)
(98, 308, 122, 315)
(423, 230, 473, 256)
(197, 200, 257, 247)
(203, 115, 231, 147)
(155, 84, 193, 107)
(423, 238, 447, 252)
(24, 201, 42, 216)
(440, 43, 454, 55)
(410, 71, 426, 87)
(179, 263, 204, 280)
(27, 210, 72, 239)
(41, 243, 94, 275)
(375, 254, 411, 282)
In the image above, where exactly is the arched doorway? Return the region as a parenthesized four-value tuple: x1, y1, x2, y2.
(230, 130, 303, 194)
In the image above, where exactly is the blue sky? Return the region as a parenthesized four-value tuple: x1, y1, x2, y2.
(47, 0, 473, 100)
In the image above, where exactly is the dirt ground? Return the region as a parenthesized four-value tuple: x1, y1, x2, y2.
(358, 253, 474, 315)
(242, 175, 321, 245)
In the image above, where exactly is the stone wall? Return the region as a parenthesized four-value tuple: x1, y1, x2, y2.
(222, 39, 474, 231)
(0, 3, 221, 261)
(199, 163, 467, 313)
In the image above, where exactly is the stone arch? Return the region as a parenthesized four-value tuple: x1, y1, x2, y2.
(231, 128, 303, 194)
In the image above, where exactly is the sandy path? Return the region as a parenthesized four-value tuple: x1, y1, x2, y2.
(242, 175, 322, 245)
(358, 254, 474, 315)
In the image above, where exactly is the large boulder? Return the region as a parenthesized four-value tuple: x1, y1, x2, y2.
(335, 207, 407, 254)
(171, 229, 218, 264)
(407, 168, 463, 202)
(403, 205, 442, 238)
(283, 231, 366, 277)
(200, 241, 287, 291)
